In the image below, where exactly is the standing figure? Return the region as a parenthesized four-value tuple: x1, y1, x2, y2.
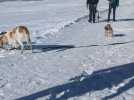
(108, 0, 119, 21)
(87, 0, 99, 23)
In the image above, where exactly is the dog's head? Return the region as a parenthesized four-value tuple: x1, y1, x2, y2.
(104, 24, 112, 31)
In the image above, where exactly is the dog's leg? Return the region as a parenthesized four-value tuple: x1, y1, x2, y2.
(12, 41, 19, 49)
(17, 40, 24, 54)
(7, 45, 11, 52)
(20, 44, 24, 54)
(14, 43, 19, 49)
(26, 36, 32, 53)
(28, 38, 32, 50)
(29, 42, 32, 53)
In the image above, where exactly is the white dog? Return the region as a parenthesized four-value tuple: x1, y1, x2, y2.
(0, 26, 32, 53)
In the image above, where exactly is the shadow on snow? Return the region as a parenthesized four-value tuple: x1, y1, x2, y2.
(99, 18, 134, 23)
(31, 40, 134, 53)
(16, 63, 134, 100)
(31, 44, 75, 53)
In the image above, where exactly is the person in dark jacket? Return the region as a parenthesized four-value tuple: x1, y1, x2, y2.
(87, 0, 99, 23)
(108, 0, 119, 21)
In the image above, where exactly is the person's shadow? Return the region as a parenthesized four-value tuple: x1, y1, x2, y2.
(99, 18, 134, 23)
(16, 63, 134, 100)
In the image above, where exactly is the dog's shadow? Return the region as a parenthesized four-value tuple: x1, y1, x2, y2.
(28, 39, 134, 53)
(113, 34, 126, 37)
(31, 44, 75, 53)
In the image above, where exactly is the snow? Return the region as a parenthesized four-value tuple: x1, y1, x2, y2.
(0, 0, 134, 100)
(0, 0, 87, 44)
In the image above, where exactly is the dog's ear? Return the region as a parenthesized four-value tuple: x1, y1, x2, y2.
(0, 31, 6, 35)
(104, 25, 108, 30)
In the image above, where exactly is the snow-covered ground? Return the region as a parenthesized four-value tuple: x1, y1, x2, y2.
(0, 0, 134, 100)
(0, 0, 88, 44)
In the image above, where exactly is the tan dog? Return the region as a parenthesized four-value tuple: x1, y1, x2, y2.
(0, 26, 32, 53)
(104, 24, 113, 39)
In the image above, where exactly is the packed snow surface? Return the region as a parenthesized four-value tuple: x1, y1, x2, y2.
(0, 0, 134, 100)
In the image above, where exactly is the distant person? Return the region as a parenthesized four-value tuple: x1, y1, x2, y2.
(86, 0, 99, 23)
(108, 0, 119, 21)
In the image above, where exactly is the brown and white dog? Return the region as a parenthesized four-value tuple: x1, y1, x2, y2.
(104, 24, 113, 39)
(0, 26, 32, 53)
